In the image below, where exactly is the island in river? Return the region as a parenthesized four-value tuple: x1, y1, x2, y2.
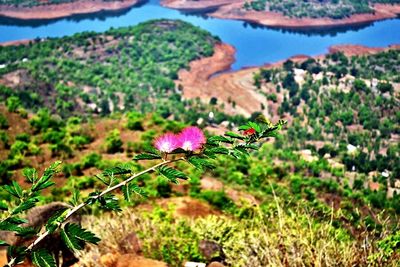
(161, 0, 400, 29)
(0, 0, 144, 20)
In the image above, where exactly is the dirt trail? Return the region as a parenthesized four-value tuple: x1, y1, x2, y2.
(161, 0, 400, 29)
(0, 0, 142, 20)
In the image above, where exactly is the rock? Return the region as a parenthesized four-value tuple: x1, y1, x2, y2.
(0, 250, 7, 267)
(119, 232, 142, 254)
(114, 254, 167, 267)
(100, 252, 120, 266)
(198, 240, 224, 262)
(208, 262, 226, 267)
(184, 262, 206, 267)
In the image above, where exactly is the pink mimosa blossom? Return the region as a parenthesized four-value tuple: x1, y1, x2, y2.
(178, 126, 206, 151)
(154, 133, 179, 153)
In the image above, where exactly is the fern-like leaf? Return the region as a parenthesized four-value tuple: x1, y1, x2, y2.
(31, 249, 57, 267)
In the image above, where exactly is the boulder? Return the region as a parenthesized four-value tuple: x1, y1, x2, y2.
(198, 240, 224, 262)
(118, 232, 142, 254)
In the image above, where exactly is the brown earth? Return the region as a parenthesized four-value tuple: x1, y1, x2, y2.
(177, 43, 268, 117)
(0, 39, 32, 47)
(0, 0, 142, 20)
(156, 196, 220, 218)
(178, 43, 400, 119)
(100, 253, 167, 267)
(161, 0, 400, 29)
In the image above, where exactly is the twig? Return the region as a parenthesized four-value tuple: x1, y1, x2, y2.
(7, 158, 184, 266)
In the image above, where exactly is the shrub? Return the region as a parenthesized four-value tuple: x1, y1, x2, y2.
(104, 129, 123, 153)
(0, 113, 9, 129)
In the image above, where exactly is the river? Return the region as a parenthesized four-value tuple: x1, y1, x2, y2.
(0, 0, 399, 70)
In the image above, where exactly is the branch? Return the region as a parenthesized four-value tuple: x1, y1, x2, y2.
(7, 158, 184, 266)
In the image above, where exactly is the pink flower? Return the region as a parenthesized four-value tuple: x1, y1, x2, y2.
(178, 126, 206, 151)
(154, 133, 179, 153)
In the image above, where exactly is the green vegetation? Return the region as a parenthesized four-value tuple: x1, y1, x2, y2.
(0, 20, 242, 126)
(243, 0, 400, 19)
(1, 19, 400, 267)
(253, 49, 399, 179)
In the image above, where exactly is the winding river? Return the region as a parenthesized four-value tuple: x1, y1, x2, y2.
(0, 0, 399, 70)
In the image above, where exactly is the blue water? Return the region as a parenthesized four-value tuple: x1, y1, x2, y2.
(0, 0, 399, 70)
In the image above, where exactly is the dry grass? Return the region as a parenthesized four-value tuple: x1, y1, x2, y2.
(75, 196, 399, 267)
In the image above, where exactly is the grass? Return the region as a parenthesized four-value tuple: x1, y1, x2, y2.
(78, 194, 399, 266)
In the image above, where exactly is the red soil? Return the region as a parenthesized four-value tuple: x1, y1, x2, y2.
(161, 0, 400, 29)
(0, 0, 142, 20)
(0, 39, 32, 47)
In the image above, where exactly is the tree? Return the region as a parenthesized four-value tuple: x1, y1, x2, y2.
(6, 96, 21, 113)
(377, 82, 393, 93)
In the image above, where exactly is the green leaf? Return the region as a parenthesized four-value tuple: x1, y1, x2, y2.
(0, 219, 21, 232)
(3, 181, 24, 198)
(207, 136, 233, 144)
(61, 223, 100, 251)
(15, 226, 37, 238)
(43, 161, 62, 177)
(23, 168, 38, 184)
(69, 189, 80, 206)
(99, 194, 121, 212)
(85, 191, 100, 205)
(122, 185, 132, 202)
(0, 201, 8, 211)
(32, 249, 57, 267)
(5, 217, 28, 225)
(205, 147, 230, 156)
(248, 121, 261, 133)
(158, 166, 187, 184)
(65, 223, 100, 245)
(130, 184, 148, 198)
(133, 153, 162, 161)
(61, 228, 82, 251)
(12, 198, 38, 215)
(123, 184, 147, 202)
(0, 240, 8, 246)
(236, 143, 259, 150)
(45, 208, 69, 234)
(102, 166, 132, 177)
(7, 245, 27, 266)
(32, 161, 61, 192)
(187, 157, 215, 171)
(225, 131, 245, 140)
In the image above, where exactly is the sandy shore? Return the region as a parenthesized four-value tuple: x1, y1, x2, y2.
(161, 0, 400, 29)
(177, 43, 400, 118)
(0, 0, 142, 20)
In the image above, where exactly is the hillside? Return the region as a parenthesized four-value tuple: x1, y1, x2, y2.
(0, 20, 242, 125)
(1, 20, 400, 267)
(0, 0, 143, 20)
(161, 0, 400, 28)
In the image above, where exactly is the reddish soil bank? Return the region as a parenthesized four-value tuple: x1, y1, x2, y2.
(177, 44, 400, 118)
(0, 39, 32, 46)
(161, 0, 400, 29)
(0, 0, 142, 20)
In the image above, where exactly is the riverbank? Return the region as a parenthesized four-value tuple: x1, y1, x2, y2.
(161, 0, 400, 29)
(177, 43, 400, 118)
(0, 0, 143, 20)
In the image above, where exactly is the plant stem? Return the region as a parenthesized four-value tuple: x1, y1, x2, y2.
(7, 158, 184, 266)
